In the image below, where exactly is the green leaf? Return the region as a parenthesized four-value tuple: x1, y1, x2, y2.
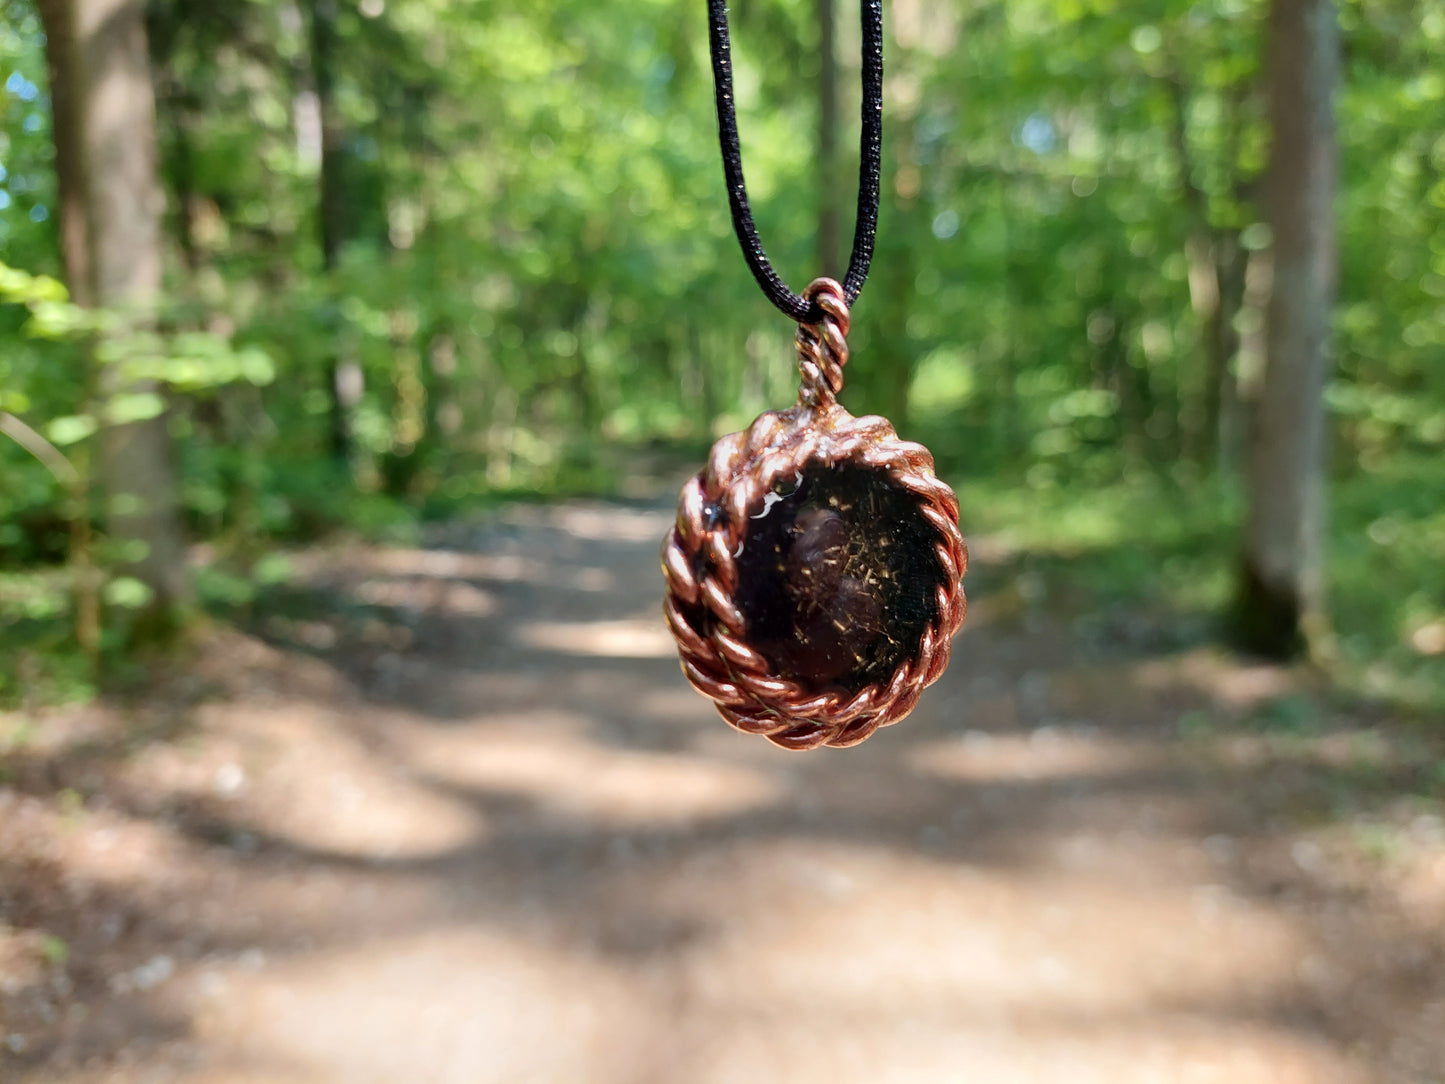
(46, 415, 99, 446)
(103, 392, 166, 426)
(41, 935, 70, 967)
(104, 577, 156, 611)
(252, 553, 293, 585)
(239, 346, 277, 386)
(0, 262, 69, 306)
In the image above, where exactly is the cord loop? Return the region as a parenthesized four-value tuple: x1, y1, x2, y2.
(707, 0, 883, 324)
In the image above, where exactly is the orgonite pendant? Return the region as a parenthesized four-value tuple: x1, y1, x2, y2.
(661, 278, 968, 750)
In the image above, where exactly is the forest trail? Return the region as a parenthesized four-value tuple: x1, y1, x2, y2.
(3, 497, 1444, 1084)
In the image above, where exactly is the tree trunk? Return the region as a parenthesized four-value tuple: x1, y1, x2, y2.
(39, 0, 91, 309)
(1231, 0, 1338, 658)
(874, 159, 919, 430)
(1205, 236, 1248, 469)
(307, 0, 362, 466)
(39, 0, 190, 637)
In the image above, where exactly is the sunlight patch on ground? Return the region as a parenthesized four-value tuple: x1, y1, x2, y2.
(120, 703, 489, 862)
(908, 727, 1162, 783)
(352, 577, 497, 617)
(244, 765, 485, 862)
(646, 841, 1348, 1083)
(501, 502, 674, 544)
(165, 911, 1362, 1084)
(672, 842, 1310, 1016)
(4, 791, 193, 900)
(409, 721, 782, 826)
(1138, 649, 1300, 709)
(667, 1016, 1361, 1084)
(632, 685, 725, 724)
(295, 546, 614, 592)
(516, 616, 676, 659)
(190, 928, 656, 1084)
(232, 717, 486, 862)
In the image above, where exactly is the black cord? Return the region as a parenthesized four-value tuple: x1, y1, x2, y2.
(707, 0, 883, 323)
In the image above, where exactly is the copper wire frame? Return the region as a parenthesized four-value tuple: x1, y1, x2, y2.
(661, 279, 968, 750)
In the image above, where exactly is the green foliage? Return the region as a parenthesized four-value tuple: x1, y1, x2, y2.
(0, 0, 1442, 707)
(40, 934, 69, 967)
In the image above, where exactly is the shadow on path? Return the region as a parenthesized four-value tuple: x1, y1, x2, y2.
(3, 500, 1443, 1083)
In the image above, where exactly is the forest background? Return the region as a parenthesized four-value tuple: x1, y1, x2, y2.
(0, 0, 1441, 715)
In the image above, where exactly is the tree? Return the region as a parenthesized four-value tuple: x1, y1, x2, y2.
(37, 0, 190, 636)
(305, 0, 364, 467)
(1232, 0, 1339, 658)
(815, 0, 840, 279)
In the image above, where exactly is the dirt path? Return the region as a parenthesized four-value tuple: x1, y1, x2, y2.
(2, 498, 1444, 1083)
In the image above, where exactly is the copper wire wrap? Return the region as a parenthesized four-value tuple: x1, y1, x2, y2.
(661, 279, 968, 750)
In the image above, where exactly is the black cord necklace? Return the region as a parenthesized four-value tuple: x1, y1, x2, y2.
(706, 0, 883, 323)
(662, 0, 969, 752)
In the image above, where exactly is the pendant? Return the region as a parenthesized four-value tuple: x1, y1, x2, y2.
(662, 278, 968, 750)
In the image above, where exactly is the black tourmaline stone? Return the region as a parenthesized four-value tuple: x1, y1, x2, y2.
(733, 463, 944, 695)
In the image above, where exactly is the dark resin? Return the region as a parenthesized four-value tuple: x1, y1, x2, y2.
(733, 464, 944, 695)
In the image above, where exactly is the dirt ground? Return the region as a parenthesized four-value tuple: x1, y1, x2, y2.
(2, 496, 1444, 1083)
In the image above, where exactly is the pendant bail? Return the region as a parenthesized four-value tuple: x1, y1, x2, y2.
(796, 277, 851, 407)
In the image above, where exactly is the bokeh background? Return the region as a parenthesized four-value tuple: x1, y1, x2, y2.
(1, 1, 1443, 1081)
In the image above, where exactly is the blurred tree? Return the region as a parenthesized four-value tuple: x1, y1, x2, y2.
(1233, 0, 1339, 658)
(305, 0, 364, 467)
(37, 0, 190, 637)
(815, 0, 840, 278)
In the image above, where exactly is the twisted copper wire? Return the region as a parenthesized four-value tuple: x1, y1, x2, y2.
(795, 280, 851, 405)
(662, 279, 968, 750)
